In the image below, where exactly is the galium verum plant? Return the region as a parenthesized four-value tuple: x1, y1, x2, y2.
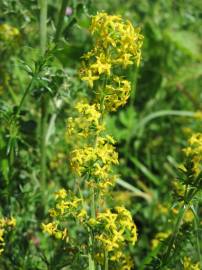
(0, 217, 16, 256)
(149, 132, 202, 269)
(42, 12, 143, 270)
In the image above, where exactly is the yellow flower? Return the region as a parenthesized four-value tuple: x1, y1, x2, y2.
(49, 208, 58, 217)
(69, 135, 118, 193)
(81, 70, 99, 88)
(183, 257, 200, 270)
(102, 77, 131, 111)
(93, 207, 137, 265)
(91, 55, 111, 75)
(184, 209, 194, 223)
(6, 217, 16, 227)
(0, 23, 20, 42)
(151, 231, 170, 249)
(42, 222, 58, 236)
(55, 188, 67, 199)
(80, 12, 143, 112)
(77, 209, 87, 221)
(66, 101, 105, 143)
(183, 132, 202, 176)
(0, 217, 16, 256)
(194, 111, 202, 120)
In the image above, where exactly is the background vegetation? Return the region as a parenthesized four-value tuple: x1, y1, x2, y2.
(0, 0, 201, 269)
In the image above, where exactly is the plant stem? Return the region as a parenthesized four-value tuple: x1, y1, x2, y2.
(88, 237, 95, 270)
(162, 204, 187, 265)
(39, 0, 48, 189)
(88, 187, 96, 270)
(91, 187, 96, 219)
(40, 95, 48, 190)
(39, 0, 47, 55)
(195, 218, 202, 267)
(16, 78, 35, 116)
(104, 250, 108, 270)
(54, 0, 68, 42)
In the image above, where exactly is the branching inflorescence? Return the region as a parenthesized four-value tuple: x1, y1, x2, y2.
(0, 217, 16, 255)
(43, 12, 143, 270)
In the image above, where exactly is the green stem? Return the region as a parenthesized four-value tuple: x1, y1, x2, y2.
(16, 78, 35, 116)
(8, 76, 35, 186)
(104, 250, 108, 270)
(7, 85, 18, 105)
(91, 187, 96, 219)
(40, 95, 48, 190)
(162, 204, 187, 265)
(133, 110, 196, 135)
(88, 239, 95, 270)
(39, 0, 48, 189)
(54, 0, 68, 42)
(88, 187, 96, 270)
(194, 213, 201, 267)
(39, 0, 47, 55)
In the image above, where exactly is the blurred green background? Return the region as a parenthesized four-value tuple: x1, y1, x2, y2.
(0, 0, 202, 269)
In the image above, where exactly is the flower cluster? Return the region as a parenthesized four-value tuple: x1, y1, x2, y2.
(0, 217, 16, 255)
(0, 23, 20, 43)
(89, 207, 137, 266)
(43, 192, 138, 270)
(66, 100, 119, 193)
(80, 12, 143, 111)
(183, 133, 202, 176)
(151, 231, 170, 249)
(70, 135, 118, 192)
(183, 257, 200, 270)
(66, 102, 105, 143)
(42, 189, 86, 241)
(44, 12, 142, 269)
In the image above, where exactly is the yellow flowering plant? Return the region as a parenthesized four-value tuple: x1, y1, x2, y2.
(43, 12, 143, 270)
(80, 12, 143, 112)
(0, 217, 16, 256)
(147, 132, 202, 269)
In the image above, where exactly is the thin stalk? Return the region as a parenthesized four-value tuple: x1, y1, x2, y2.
(162, 204, 187, 265)
(39, 0, 48, 189)
(8, 76, 35, 183)
(91, 187, 96, 219)
(104, 250, 109, 270)
(54, 0, 68, 42)
(88, 187, 96, 270)
(7, 85, 18, 105)
(133, 110, 195, 135)
(88, 236, 95, 270)
(16, 78, 35, 116)
(40, 95, 48, 190)
(39, 0, 47, 55)
(194, 216, 201, 267)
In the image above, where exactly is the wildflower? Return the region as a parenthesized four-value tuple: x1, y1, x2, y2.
(44, 12, 141, 269)
(0, 217, 16, 255)
(183, 257, 200, 270)
(81, 70, 99, 88)
(90, 54, 111, 75)
(55, 188, 67, 199)
(42, 222, 58, 236)
(69, 135, 118, 193)
(65, 7, 73, 16)
(102, 77, 131, 111)
(80, 12, 143, 112)
(66, 102, 105, 142)
(194, 111, 202, 120)
(0, 23, 20, 42)
(151, 231, 171, 249)
(183, 132, 202, 176)
(89, 207, 137, 267)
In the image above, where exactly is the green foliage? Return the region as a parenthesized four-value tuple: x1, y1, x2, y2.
(0, 0, 201, 269)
